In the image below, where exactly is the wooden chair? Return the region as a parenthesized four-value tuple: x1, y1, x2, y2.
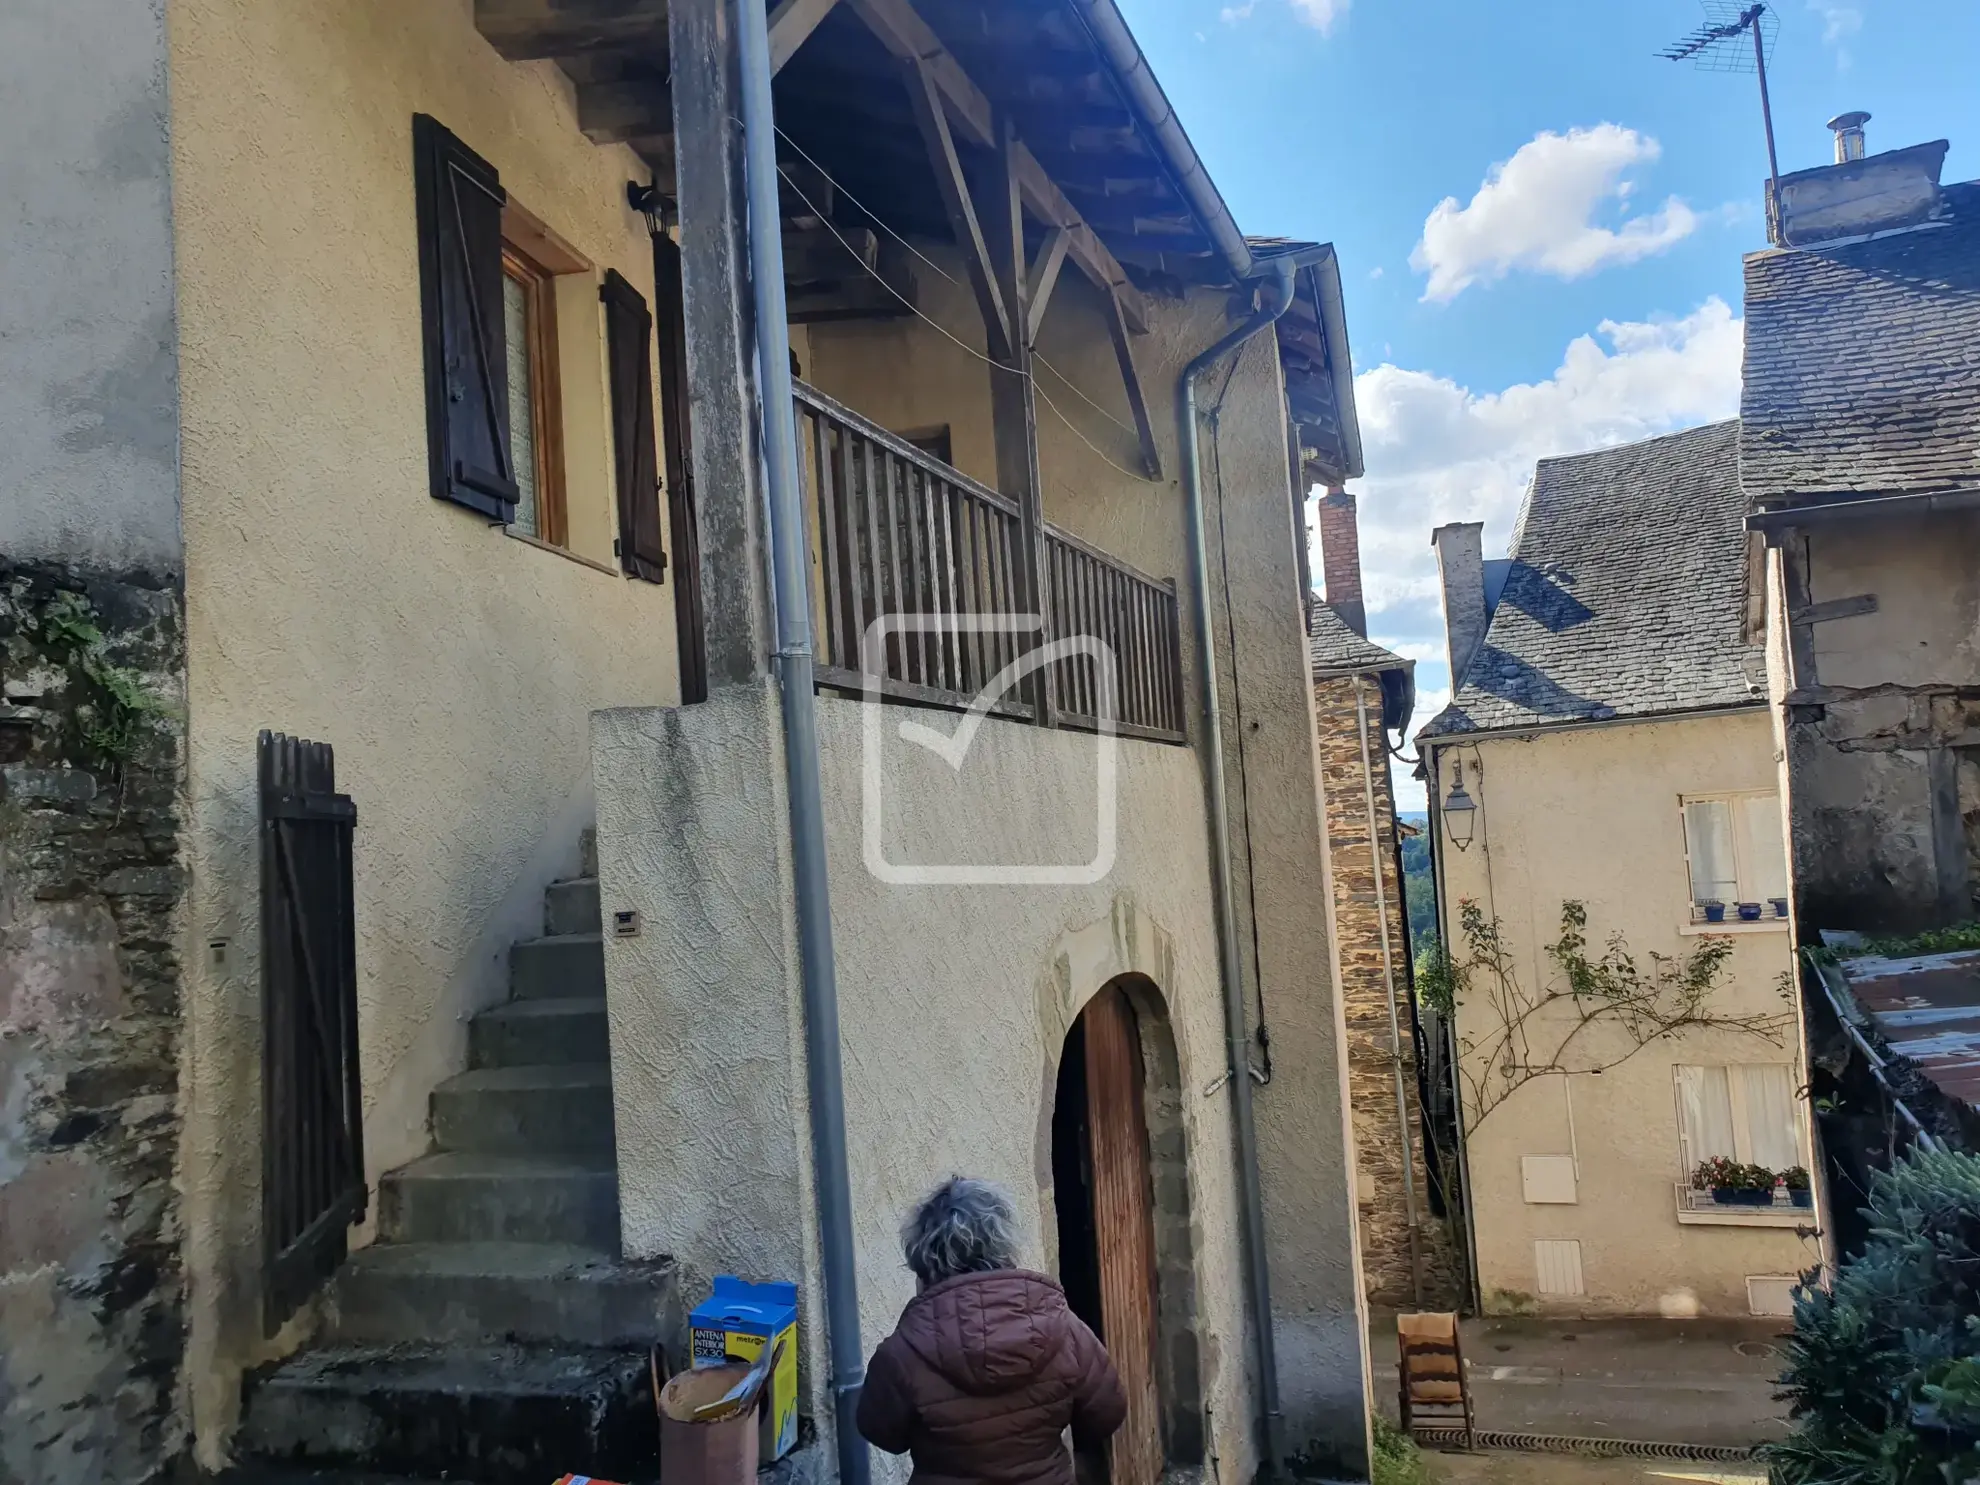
(1396, 1311, 1474, 1449)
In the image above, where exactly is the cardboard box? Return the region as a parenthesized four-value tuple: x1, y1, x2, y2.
(690, 1277, 798, 1462)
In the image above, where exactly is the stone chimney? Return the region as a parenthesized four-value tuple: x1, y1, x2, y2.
(1317, 486, 1366, 637)
(1432, 522, 1487, 687)
(1829, 110, 1870, 163)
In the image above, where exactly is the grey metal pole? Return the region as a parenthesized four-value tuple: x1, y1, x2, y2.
(1753, 9, 1784, 244)
(731, 2, 869, 1481)
(1179, 256, 1298, 1474)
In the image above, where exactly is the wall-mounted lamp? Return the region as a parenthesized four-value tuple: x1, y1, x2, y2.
(1443, 759, 1478, 852)
(626, 179, 677, 236)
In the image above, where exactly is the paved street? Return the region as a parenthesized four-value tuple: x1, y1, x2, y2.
(1423, 1455, 1766, 1485)
(1370, 1311, 1791, 1449)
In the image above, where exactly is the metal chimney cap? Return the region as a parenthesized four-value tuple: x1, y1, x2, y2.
(1827, 111, 1872, 131)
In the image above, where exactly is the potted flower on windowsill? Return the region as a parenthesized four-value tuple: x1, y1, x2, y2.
(1697, 900, 1727, 924)
(1694, 1157, 1776, 1206)
(1782, 1165, 1813, 1208)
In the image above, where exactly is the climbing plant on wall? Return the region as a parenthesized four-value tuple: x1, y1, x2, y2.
(1438, 898, 1794, 1128)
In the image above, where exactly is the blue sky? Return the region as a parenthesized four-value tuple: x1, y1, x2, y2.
(1114, 0, 1980, 806)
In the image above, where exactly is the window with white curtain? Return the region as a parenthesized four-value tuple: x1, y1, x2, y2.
(1682, 793, 1789, 913)
(1675, 1064, 1802, 1173)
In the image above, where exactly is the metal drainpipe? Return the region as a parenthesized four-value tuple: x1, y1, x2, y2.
(1180, 256, 1297, 1473)
(1353, 675, 1426, 1306)
(732, 2, 869, 1482)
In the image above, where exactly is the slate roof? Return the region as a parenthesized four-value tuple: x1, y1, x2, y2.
(1308, 603, 1408, 676)
(1419, 421, 1765, 738)
(1741, 181, 1980, 505)
(1309, 603, 1414, 733)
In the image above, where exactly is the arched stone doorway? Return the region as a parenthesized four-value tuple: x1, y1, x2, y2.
(1051, 975, 1203, 1485)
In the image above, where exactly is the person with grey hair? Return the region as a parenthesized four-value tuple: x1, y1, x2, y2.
(856, 1177, 1125, 1485)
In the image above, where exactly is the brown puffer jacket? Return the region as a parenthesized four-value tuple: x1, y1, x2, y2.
(855, 1269, 1126, 1485)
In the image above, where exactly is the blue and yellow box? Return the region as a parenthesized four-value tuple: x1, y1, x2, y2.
(689, 1277, 798, 1461)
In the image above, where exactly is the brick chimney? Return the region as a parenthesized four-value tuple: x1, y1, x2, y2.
(1432, 522, 1487, 687)
(1317, 486, 1366, 637)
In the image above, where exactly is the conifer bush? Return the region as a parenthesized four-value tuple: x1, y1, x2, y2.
(1765, 1147, 1980, 1483)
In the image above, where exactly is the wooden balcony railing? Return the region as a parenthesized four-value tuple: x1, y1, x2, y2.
(794, 381, 1186, 744)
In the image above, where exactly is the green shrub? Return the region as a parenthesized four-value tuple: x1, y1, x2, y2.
(1857, 922, 1980, 959)
(1764, 1147, 1980, 1483)
(1370, 1415, 1431, 1485)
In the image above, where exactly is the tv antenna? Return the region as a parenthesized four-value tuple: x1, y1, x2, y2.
(1660, 2, 1784, 243)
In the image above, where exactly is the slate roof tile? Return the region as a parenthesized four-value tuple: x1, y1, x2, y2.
(1308, 603, 1408, 675)
(1420, 421, 1764, 738)
(1741, 183, 1980, 504)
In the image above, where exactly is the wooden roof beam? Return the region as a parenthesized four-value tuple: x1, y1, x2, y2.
(844, 0, 1149, 332)
(768, 0, 842, 73)
(475, 0, 669, 59)
(576, 78, 673, 144)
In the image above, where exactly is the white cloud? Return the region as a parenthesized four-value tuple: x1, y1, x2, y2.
(1411, 125, 1699, 302)
(1219, 0, 1346, 32)
(1807, 1, 1861, 66)
(1314, 299, 1744, 794)
(1289, 0, 1349, 33)
(1369, 265, 1385, 280)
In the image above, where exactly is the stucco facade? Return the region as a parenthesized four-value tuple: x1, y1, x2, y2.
(595, 691, 1247, 1483)
(1428, 712, 1818, 1318)
(790, 271, 1372, 1472)
(3, 0, 1372, 1473)
(164, 0, 683, 1452)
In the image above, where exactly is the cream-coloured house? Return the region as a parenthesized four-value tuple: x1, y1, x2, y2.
(1417, 423, 1822, 1320)
(1, 0, 1376, 1481)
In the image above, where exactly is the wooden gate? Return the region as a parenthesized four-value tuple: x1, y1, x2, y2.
(1083, 985, 1164, 1485)
(259, 731, 365, 1334)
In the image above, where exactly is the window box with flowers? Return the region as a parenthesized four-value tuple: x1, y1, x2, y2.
(1694, 1156, 1779, 1207)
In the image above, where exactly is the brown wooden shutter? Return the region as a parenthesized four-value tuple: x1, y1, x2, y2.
(652, 233, 706, 701)
(413, 114, 517, 521)
(1083, 986, 1164, 1485)
(602, 268, 668, 585)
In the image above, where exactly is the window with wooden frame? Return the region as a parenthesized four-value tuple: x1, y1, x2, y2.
(500, 236, 566, 545)
(415, 115, 667, 578)
(1681, 791, 1789, 917)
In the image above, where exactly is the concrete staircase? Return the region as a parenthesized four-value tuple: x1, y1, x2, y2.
(239, 842, 674, 1484)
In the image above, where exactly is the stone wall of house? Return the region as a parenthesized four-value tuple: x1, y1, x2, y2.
(0, 559, 187, 1484)
(1313, 671, 1462, 1310)
(1776, 513, 1980, 933)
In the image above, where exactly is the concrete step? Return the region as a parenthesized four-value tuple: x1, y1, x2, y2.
(431, 1065, 614, 1157)
(469, 996, 609, 1069)
(510, 933, 605, 1001)
(376, 1152, 619, 1249)
(327, 1242, 674, 1349)
(236, 1342, 655, 1485)
(544, 875, 602, 938)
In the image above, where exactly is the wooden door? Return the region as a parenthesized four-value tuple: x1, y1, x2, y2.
(1083, 986, 1163, 1485)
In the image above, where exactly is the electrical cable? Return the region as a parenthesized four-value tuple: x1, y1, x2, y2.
(775, 124, 1141, 443)
(770, 150, 1151, 478)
